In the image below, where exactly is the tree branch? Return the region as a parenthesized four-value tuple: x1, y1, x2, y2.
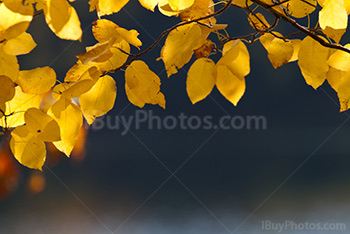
(251, 0, 350, 53)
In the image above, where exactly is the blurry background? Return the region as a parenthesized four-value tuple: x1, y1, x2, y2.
(0, 1, 350, 233)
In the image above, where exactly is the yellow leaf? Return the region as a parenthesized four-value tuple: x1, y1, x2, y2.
(0, 1, 33, 40)
(268, 38, 293, 69)
(186, 58, 215, 104)
(3, 32, 36, 56)
(220, 40, 240, 63)
(161, 23, 202, 77)
(62, 67, 100, 98)
(327, 67, 344, 92)
(288, 39, 301, 62)
(232, 0, 253, 7)
(24, 108, 61, 142)
(65, 41, 130, 82)
(125, 60, 165, 108)
(248, 13, 270, 31)
(10, 125, 46, 170)
(115, 28, 142, 49)
(139, 0, 160, 11)
(158, 0, 180, 16)
(328, 44, 350, 71)
(92, 19, 142, 48)
(283, 0, 317, 18)
(319, 0, 347, 30)
(52, 83, 73, 100)
(326, 68, 350, 111)
(322, 26, 345, 43)
(92, 19, 120, 43)
(194, 39, 214, 58)
(43, 0, 82, 40)
(17, 67, 56, 94)
(260, 33, 293, 68)
(0, 75, 15, 102)
(77, 39, 115, 65)
(180, 0, 215, 25)
(79, 75, 117, 125)
(0, 86, 42, 128)
(344, 0, 350, 14)
(318, 0, 326, 6)
(298, 36, 331, 89)
(89, 0, 129, 17)
(47, 98, 83, 156)
(0, 45, 19, 82)
(218, 40, 250, 77)
(216, 65, 245, 106)
(168, 0, 194, 11)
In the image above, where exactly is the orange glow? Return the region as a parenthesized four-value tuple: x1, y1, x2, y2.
(71, 125, 88, 163)
(0, 145, 20, 200)
(27, 172, 46, 194)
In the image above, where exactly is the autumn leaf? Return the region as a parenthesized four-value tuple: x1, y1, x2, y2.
(168, 0, 195, 11)
(158, 0, 181, 16)
(0, 45, 19, 82)
(319, 0, 347, 30)
(194, 39, 214, 58)
(288, 39, 301, 62)
(139, 0, 160, 11)
(0, 86, 42, 128)
(0, 0, 33, 40)
(186, 58, 216, 104)
(43, 0, 82, 40)
(0, 75, 15, 103)
(3, 32, 36, 56)
(10, 125, 46, 170)
(218, 40, 250, 77)
(248, 13, 270, 31)
(92, 19, 142, 48)
(260, 33, 293, 69)
(180, 0, 215, 25)
(79, 75, 117, 125)
(326, 67, 350, 111)
(283, 0, 317, 18)
(24, 108, 61, 142)
(66, 41, 130, 82)
(328, 44, 350, 71)
(216, 65, 246, 106)
(77, 39, 115, 65)
(47, 98, 83, 156)
(125, 60, 165, 108)
(161, 23, 202, 77)
(16, 67, 56, 94)
(62, 67, 100, 98)
(298, 36, 331, 89)
(89, 0, 129, 17)
(232, 0, 253, 7)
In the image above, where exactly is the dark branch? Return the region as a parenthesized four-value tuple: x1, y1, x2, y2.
(251, 0, 350, 54)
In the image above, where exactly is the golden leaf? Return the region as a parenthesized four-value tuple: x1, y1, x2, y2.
(125, 60, 165, 108)
(186, 58, 215, 104)
(79, 75, 117, 124)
